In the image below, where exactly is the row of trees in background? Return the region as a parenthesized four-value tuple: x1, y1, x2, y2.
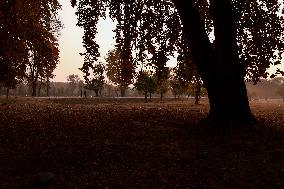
(90, 46, 207, 103)
(0, 68, 207, 103)
(3, 74, 284, 102)
(1, 24, 284, 103)
(3, 37, 284, 103)
(0, 33, 207, 103)
(63, 45, 207, 103)
(4, 67, 284, 104)
(133, 69, 207, 103)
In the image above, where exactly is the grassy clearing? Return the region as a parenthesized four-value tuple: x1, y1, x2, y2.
(0, 97, 283, 188)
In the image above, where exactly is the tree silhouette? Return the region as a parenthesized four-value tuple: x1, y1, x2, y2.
(156, 79, 170, 100)
(134, 70, 157, 103)
(71, 0, 284, 125)
(0, 0, 61, 97)
(85, 63, 105, 97)
(67, 74, 81, 96)
(170, 78, 184, 99)
(105, 48, 134, 97)
(176, 48, 204, 104)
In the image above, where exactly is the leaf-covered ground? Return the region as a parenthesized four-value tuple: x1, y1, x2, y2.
(0, 97, 284, 188)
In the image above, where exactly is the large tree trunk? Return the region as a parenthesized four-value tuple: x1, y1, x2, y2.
(173, 0, 255, 125)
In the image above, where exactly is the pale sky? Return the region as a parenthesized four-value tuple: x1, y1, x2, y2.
(53, 1, 284, 82)
(53, 1, 116, 82)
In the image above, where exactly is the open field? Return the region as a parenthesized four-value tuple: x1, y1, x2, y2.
(0, 97, 284, 188)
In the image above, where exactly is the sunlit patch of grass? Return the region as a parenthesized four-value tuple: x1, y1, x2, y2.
(250, 99, 284, 133)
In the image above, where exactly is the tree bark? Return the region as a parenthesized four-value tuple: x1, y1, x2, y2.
(6, 88, 9, 99)
(46, 78, 50, 97)
(37, 78, 43, 97)
(194, 82, 201, 105)
(32, 81, 37, 97)
(194, 93, 200, 105)
(120, 86, 126, 97)
(173, 0, 255, 125)
(95, 90, 99, 97)
(160, 92, 163, 101)
(144, 92, 148, 103)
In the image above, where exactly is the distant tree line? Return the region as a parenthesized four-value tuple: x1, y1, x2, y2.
(77, 47, 208, 103)
(2, 37, 284, 104)
(0, 70, 207, 102)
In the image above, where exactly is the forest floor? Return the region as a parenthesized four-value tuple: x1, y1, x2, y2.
(0, 97, 284, 188)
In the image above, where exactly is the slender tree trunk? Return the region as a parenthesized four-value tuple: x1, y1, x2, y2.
(160, 92, 163, 101)
(195, 82, 201, 105)
(32, 81, 37, 97)
(46, 78, 50, 97)
(115, 88, 119, 97)
(32, 70, 39, 97)
(99, 88, 102, 97)
(38, 78, 42, 97)
(144, 92, 148, 103)
(195, 93, 200, 105)
(173, 0, 254, 125)
(120, 86, 126, 97)
(46, 86, 49, 97)
(6, 88, 9, 99)
(30, 66, 38, 97)
(149, 93, 152, 102)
